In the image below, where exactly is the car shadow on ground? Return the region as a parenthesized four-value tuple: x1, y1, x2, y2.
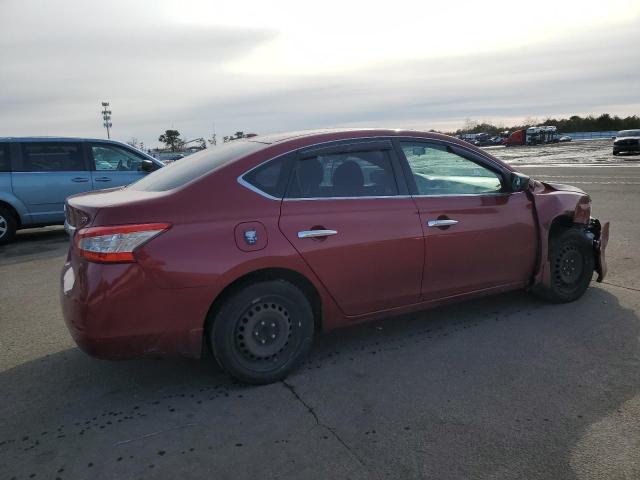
(1, 286, 639, 479)
(0, 226, 68, 264)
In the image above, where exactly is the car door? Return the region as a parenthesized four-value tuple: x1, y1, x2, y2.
(278, 140, 424, 317)
(11, 141, 91, 224)
(88, 143, 149, 189)
(396, 140, 538, 301)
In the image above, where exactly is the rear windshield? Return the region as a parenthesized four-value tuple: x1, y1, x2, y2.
(130, 141, 266, 192)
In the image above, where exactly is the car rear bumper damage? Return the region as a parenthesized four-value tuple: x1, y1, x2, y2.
(60, 256, 211, 359)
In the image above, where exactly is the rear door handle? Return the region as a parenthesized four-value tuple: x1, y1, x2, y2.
(94, 177, 112, 182)
(427, 219, 459, 227)
(71, 177, 89, 183)
(297, 229, 338, 239)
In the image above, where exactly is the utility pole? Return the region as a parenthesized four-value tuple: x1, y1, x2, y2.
(208, 122, 217, 146)
(101, 102, 112, 139)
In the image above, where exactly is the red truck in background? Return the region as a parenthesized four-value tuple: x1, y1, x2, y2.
(506, 126, 562, 146)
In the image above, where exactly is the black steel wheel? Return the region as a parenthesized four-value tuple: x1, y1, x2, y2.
(545, 227, 595, 303)
(209, 280, 314, 384)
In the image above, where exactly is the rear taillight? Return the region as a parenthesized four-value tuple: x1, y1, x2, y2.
(74, 223, 170, 263)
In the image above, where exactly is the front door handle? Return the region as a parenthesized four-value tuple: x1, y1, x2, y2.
(94, 177, 112, 182)
(71, 177, 89, 183)
(427, 219, 459, 228)
(297, 229, 338, 239)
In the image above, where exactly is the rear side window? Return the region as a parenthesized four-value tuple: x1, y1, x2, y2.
(286, 150, 398, 198)
(242, 156, 289, 198)
(0, 144, 9, 172)
(131, 141, 265, 192)
(20, 143, 85, 172)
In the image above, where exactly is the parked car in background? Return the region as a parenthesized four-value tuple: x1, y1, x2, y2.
(612, 130, 640, 155)
(154, 152, 186, 163)
(558, 135, 572, 142)
(0, 137, 163, 244)
(60, 129, 609, 384)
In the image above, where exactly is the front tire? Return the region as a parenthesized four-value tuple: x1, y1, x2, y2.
(209, 280, 315, 384)
(543, 228, 595, 303)
(0, 206, 17, 245)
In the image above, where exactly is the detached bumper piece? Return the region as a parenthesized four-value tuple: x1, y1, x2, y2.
(585, 218, 609, 282)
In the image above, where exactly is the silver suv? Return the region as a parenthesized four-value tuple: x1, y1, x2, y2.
(0, 137, 163, 244)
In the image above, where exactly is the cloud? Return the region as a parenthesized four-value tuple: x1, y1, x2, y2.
(172, 22, 640, 133)
(0, 0, 639, 145)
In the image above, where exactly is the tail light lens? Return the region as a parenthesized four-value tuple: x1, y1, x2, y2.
(74, 223, 170, 263)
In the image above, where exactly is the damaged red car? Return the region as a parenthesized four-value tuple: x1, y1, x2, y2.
(60, 129, 609, 384)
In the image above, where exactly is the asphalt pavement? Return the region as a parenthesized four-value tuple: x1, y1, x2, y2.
(1, 143, 639, 480)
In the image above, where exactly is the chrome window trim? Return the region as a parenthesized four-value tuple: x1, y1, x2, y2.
(284, 195, 413, 202)
(237, 174, 281, 200)
(237, 135, 510, 201)
(410, 192, 511, 198)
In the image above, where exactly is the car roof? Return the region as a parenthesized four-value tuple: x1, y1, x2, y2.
(0, 136, 129, 143)
(242, 128, 514, 172)
(247, 128, 512, 162)
(247, 128, 430, 145)
(248, 128, 482, 145)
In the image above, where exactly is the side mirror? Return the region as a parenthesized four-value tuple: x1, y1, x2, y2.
(509, 172, 530, 192)
(140, 159, 158, 173)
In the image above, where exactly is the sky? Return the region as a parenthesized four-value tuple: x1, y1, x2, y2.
(1, 0, 639, 148)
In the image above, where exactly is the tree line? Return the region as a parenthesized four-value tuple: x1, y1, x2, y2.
(154, 130, 257, 151)
(452, 114, 640, 136)
(144, 115, 640, 151)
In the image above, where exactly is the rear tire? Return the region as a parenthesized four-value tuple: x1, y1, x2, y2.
(0, 206, 17, 245)
(613, 150, 619, 156)
(209, 280, 315, 384)
(539, 227, 594, 303)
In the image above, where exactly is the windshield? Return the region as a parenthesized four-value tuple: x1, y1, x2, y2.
(131, 141, 266, 192)
(618, 130, 640, 137)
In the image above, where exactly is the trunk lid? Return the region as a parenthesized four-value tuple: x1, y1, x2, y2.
(65, 187, 171, 230)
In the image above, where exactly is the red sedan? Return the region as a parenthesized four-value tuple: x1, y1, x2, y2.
(60, 129, 609, 384)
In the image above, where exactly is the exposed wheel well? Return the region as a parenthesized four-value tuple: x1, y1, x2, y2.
(0, 201, 20, 228)
(548, 214, 576, 241)
(203, 268, 323, 354)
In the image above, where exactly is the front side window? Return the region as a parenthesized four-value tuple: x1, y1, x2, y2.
(20, 143, 85, 172)
(91, 144, 145, 171)
(286, 150, 398, 198)
(400, 142, 503, 196)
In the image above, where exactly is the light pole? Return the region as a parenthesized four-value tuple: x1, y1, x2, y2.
(101, 102, 112, 139)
